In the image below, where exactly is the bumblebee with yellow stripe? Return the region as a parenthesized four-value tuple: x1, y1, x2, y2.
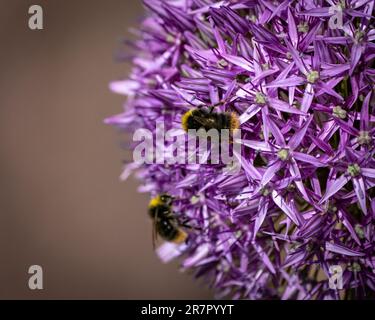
(148, 194, 187, 245)
(181, 107, 239, 133)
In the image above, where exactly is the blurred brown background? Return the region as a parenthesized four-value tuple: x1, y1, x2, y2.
(0, 0, 212, 299)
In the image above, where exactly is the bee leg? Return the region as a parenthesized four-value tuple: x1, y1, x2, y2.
(179, 217, 191, 225)
(208, 100, 225, 114)
(194, 103, 205, 110)
(180, 222, 202, 231)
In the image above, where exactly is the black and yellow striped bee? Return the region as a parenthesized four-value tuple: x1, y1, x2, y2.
(181, 107, 240, 133)
(148, 194, 187, 245)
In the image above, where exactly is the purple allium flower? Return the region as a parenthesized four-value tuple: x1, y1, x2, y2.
(107, 0, 375, 299)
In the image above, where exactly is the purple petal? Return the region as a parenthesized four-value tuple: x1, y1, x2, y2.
(183, 243, 211, 268)
(320, 175, 350, 204)
(253, 243, 276, 274)
(269, 0, 289, 20)
(362, 168, 375, 178)
(300, 22, 322, 51)
(309, 135, 334, 156)
(335, 119, 359, 136)
(234, 150, 262, 180)
(266, 76, 305, 88)
(346, 8, 375, 18)
(337, 210, 362, 245)
(240, 139, 272, 152)
(272, 190, 302, 226)
(267, 62, 295, 95)
(266, 116, 286, 146)
(289, 159, 310, 201)
(316, 81, 344, 101)
(360, 91, 371, 131)
(288, 115, 313, 150)
(350, 43, 364, 75)
(285, 40, 308, 75)
(288, 8, 298, 47)
(268, 98, 306, 115)
(293, 152, 327, 167)
(320, 63, 350, 78)
(261, 160, 284, 187)
(109, 80, 140, 95)
(239, 104, 261, 124)
(283, 248, 307, 268)
(253, 198, 269, 237)
(221, 53, 253, 72)
(157, 242, 187, 263)
(353, 177, 368, 215)
(298, 8, 332, 17)
(300, 83, 314, 114)
(325, 242, 365, 257)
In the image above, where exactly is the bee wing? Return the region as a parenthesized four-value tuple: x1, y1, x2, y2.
(194, 117, 217, 128)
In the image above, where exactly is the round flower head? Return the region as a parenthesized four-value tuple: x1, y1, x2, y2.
(107, 0, 375, 300)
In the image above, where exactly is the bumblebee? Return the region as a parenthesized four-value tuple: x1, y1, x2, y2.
(181, 108, 240, 133)
(148, 194, 187, 244)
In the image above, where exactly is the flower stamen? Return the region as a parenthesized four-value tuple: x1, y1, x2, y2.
(307, 70, 319, 84)
(277, 148, 289, 161)
(358, 131, 371, 145)
(347, 164, 361, 177)
(255, 92, 267, 105)
(333, 106, 347, 119)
